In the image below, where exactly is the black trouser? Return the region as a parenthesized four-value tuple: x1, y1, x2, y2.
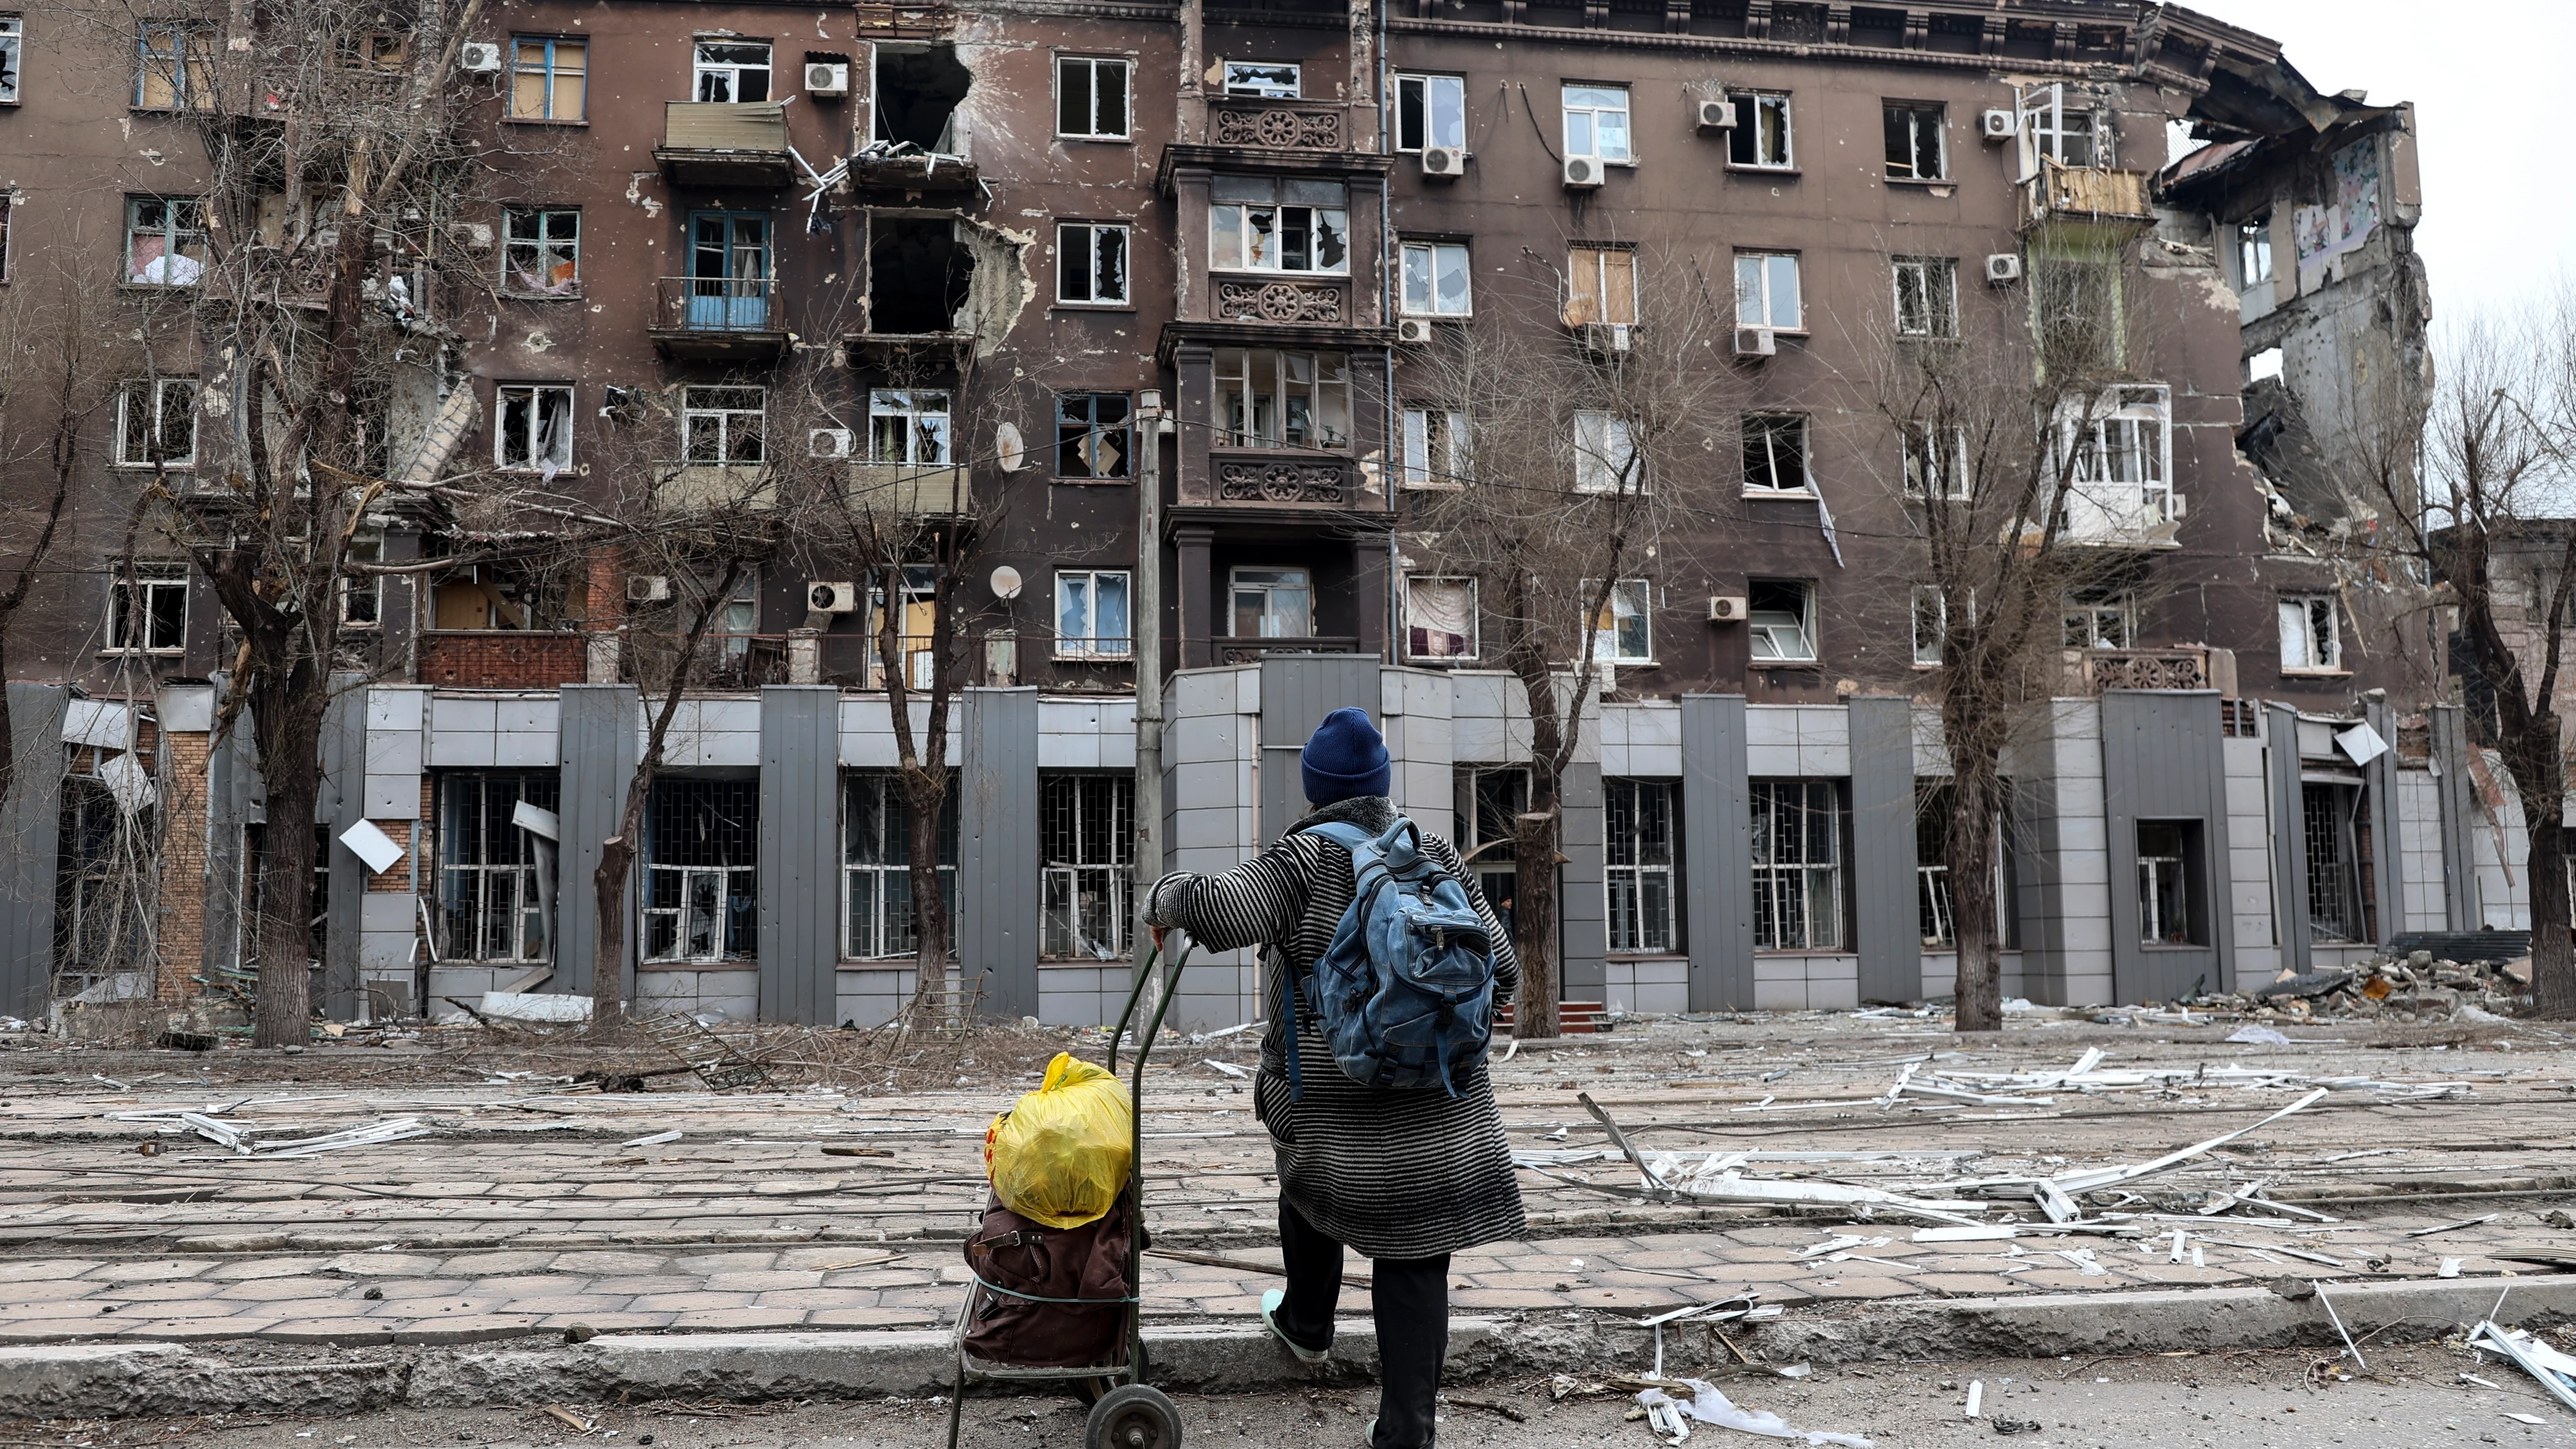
(1273, 1196, 1450, 1449)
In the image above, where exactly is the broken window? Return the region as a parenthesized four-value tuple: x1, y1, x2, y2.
(1042, 774, 1133, 959)
(2014, 83, 2099, 175)
(1563, 245, 1637, 328)
(1727, 92, 1792, 168)
(345, 29, 406, 72)
(1735, 251, 1801, 330)
(692, 38, 769, 103)
(1221, 60, 1299, 98)
(1891, 256, 1957, 338)
(106, 564, 187, 653)
(1055, 569, 1130, 657)
(1056, 221, 1129, 305)
(1752, 779, 1844, 951)
(2278, 595, 2341, 672)
(133, 21, 213, 109)
(1230, 567, 1312, 639)
(2136, 820, 2197, 946)
(495, 383, 572, 476)
(1605, 778, 1676, 953)
(1883, 101, 1944, 181)
(2239, 217, 2274, 288)
(0, 16, 21, 105)
(688, 212, 771, 328)
(873, 44, 970, 152)
(1400, 240, 1471, 316)
(54, 774, 154, 994)
(869, 389, 952, 467)
(1903, 423, 1969, 500)
(502, 208, 580, 295)
(431, 561, 554, 631)
(868, 216, 971, 334)
(114, 378, 196, 467)
(124, 196, 206, 286)
(843, 772, 958, 961)
(1400, 405, 1469, 489)
(1572, 410, 1639, 495)
(1746, 579, 1815, 662)
(2302, 784, 2372, 944)
(1911, 586, 1946, 667)
(1916, 783, 2011, 950)
(2053, 386, 2173, 529)
(1395, 73, 1465, 152)
(508, 37, 585, 121)
(643, 779, 757, 964)
(2061, 586, 2133, 649)
(1056, 56, 1129, 140)
(438, 772, 558, 963)
(1210, 176, 1347, 275)
(1404, 576, 1476, 660)
(1214, 349, 1349, 449)
(683, 386, 766, 464)
(1741, 414, 1808, 493)
(1056, 393, 1131, 479)
(1456, 767, 1526, 930)
(1589, 578, 1652, 663)
(341, 534, 383, 628)
(1561, 84, 1630, 163)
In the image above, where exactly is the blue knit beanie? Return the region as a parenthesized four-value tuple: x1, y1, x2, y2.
(1301, 707, 1391, 806)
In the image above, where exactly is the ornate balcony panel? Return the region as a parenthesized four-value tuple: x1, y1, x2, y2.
(1208, 100, 1346, 152)
(1213, 452, 1350, 505)
(1214, 280, 1346, 325)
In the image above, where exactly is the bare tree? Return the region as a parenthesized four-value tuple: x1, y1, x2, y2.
(1398, 244, 1742, 1038)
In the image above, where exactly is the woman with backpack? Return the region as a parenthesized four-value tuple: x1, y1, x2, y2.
(1145, 706, 1523, 1449)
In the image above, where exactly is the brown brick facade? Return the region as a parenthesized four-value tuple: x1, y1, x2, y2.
(419, 632, 587, 689)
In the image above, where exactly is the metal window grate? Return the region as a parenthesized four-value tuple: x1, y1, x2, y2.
(439, 772, 558, 963)
(843, 773, 958, 960)
(2302, 784, 2357, 943)
(1604, 778, 1675, 953)
(1041, 774, 1133, 959)
(645, 779, 757, 963)
(1752, 780, 1843, 951)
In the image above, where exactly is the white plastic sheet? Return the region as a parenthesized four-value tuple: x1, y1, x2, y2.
(1632, 1379, 1871, 1446)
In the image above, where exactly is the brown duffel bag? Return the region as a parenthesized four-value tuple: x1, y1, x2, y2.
(959, 1190, 1137, 1370)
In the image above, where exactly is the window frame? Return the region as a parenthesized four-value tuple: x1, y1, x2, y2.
(0, 15, 21, 106)
(2277, 594, 2344, 674)
(2061, 587, 2134, 650)
(123, 196, 207, 288)
(1741, 413, 1810, 495)
(1055, 55, 1132, 141)
(1751, 778, 1846, 952)
(1745, 578, 1817, 664)
(1219, 60, 1299, 98)
(1399, 405, 1470, 490)
(2054, 385, 2175, 528)
(1604, 777, 1679, 954)
(841, 771, 960, 962)
(1902, 421, 1970, 500)
(1393, 72, 1466, 154)
(1054, 569, 1133, 659)
(341, 534, 384, 629)
(1398, 238, 1472, 317)
(1734, 250, 1803, 332)
(1572, 410, 1641, 496)
(1402, 575, 1479, 662)
(868, 388, 954, 467)
(501, 207, 582, 297)
(1726, 91, 1794, 169)
(1564, 244, 1638, 328)
(2135, 819, 2197, 947)
(1230, 566, 1313, 640)
(2015, 82, 2103, 175)
(105, 563, 188, 655)
(682, 385, 767, 465)
(507, 36, 587, 122)
(133, 21, 213, 110)
(1891, 255, 1958, 339)
(1560, 82, 1631, 163)
(436, 771, 559, 964)
(113, 377, 197, 468)
(1213, 348, 1351, 451)
(1911, 585, 1946, 668)
(494, 383, 574, 474)
(1055, 220, 1131, 306)
(690, 37, 771, 104)
(2238, 216, 2274, 289)
(1587, 578, 1652, 665)
(1209, 177, 1350, 276)
(1056, 391, 1133, 481)
(1041, 773, 1136, 959)
(1882, 100, 1946, 181)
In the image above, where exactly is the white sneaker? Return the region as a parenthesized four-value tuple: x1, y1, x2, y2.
(1260, 1287, 1330, 1364)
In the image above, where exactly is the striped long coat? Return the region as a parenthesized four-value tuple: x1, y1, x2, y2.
(1143, 794, 1525, 1260)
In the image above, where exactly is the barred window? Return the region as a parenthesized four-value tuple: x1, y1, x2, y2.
(1042, 775, 1132, 959)
(1604, 779, 1675, 953)
(644, 779, 757, 964)
(844, 773, 958, 960)
(1751, 779, 1843, 951)
(438, 772, 558, 963)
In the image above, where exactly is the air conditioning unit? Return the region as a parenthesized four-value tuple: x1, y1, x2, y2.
(1575, 321, 1632, 355)
(808, 427, 854, 459)
(1562, 156, 1604, 190)
(1420, 146, 1466, 178)
(808, 581, 859, 613)
(1707, 594, 1748, 623)
(1733, 327, 1776, 359)
(457, 41, 502, 73)
(805, 62, 850, 96)
(626, 575, 671, 603)
(1980, 108, 2017, 141)
(1694, 99, 1736, 133)
(1985, 252, 2024, 285)
(1396, 317, 1434, 345)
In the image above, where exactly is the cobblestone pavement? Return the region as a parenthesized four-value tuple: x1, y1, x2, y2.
(3, 1008, 2572, 1348)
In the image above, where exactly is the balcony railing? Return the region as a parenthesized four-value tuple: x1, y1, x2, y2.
(655, 462, 775, 512)
(1215, 635, 1361, 664)
(1208, 450, 1353, 506)
(655, 102, 794, 186)
(2018, 159, 2157, 234)
(648, 277, 789, 360)
(1214, 278, 1349, 325)
(2074, 647, 2217, 694)
(848, 461, 972, 518)
(1204, 98, 1351, 153)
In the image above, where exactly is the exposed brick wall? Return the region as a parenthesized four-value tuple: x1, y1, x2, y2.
(156, 731, 212, 1003)
(419, 630, 587, 688)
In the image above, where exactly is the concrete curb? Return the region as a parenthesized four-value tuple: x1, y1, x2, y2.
(5, 1276, 2569, 1419)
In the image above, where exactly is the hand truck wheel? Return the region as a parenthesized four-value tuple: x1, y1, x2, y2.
(1083, 1382, 1184, 1449)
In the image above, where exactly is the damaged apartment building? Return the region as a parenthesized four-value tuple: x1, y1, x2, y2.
(0, 0, 2505, 1032)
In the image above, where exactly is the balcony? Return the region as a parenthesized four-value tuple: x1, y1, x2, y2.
(655, 103, 795, 187)
(2071, 646, 2238, 696)
(2018, 159, 2158, 235)
(845, 141, 980, 197)
(1214, 635, 1361, 665)
(848, 462, 972, 518)
(647, 277, 791, 361)
(419, 630, 587, 689)
(656, 463, 776, 512)
(1214, 278, 1350, 326)
(1209, 451, 1354, 507)
(1204, 99, 1351, 154)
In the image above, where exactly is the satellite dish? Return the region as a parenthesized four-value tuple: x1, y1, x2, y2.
(990, 566, 1023, 600)
(995, 422, 1025, 472)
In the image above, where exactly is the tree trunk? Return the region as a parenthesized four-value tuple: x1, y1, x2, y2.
(904, 764, 952, 1019)
(1948, 760, 2005, 1033)
(248, 664, 324, 1048)
(1513, 808, 1561, 1039)
(2499, 714, 2576, 1018)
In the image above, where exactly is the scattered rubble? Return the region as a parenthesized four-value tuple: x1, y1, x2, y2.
(2197, 950, 2530, 1022)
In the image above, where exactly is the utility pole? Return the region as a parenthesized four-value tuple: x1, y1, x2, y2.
(1133, 389, 1167, 984)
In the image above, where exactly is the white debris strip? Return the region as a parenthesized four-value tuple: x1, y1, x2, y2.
(1963, 1380, 1983, 1420)
(2472, 1322, 2576, 1417)
(1634, 1379, 1871, 1447)
(621, 1129, 684, 1148)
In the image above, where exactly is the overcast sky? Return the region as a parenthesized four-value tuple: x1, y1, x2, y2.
(2175, 1, 2574, 332)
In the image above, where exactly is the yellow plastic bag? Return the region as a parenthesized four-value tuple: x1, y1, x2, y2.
(982, 1052, 1134, 1229)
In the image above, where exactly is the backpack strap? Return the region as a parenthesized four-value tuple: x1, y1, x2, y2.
(1280, 819, 1387, 1103)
